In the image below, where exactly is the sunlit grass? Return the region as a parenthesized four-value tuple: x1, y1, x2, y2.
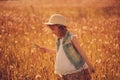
(0, 2, 120, 80)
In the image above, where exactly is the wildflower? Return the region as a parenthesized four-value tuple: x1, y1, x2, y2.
(26, 37, 30, 41)
(2, 29, 5, 33)
(8, 33, 11, 37)
(24, 32, 29, 35)
(80, 43, 83, 47)
(31, 26, 35, 30)
(15, 40, 18, 44)
(89, 28, 93, 31)
(98, 49, 102, 52)
(112, 55, 115, 58)
(10, 65, 14, 70)
(31, 48, 36, 53)
(96, 59, 101, 64)
(99, 39, 102, 42)
(116, 73, 119, 77)
(8, 45, 11, 48)
(35, 74, 41, 80)
(82, 26, 87, 30)
(104, 41, 109, 44)
(94, 26, 98, 29)
(101, 75, 106, 78)
(100, 54, 102, 57)
(0, 48, 1, 51)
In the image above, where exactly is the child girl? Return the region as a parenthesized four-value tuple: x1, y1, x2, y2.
(40, 14, 95, 80)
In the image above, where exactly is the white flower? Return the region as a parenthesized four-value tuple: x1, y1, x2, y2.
(104, 41, 109, 44)
(0, 48, 1, 51)
(98, 49, 102, 52)
(82, 26, 88, 30)
(99, 39, 102, 42)
(112, 55, 115, 58)
(31, 26, 35, 30)
(15, 40, 18, 44)
(101, 75, 106, 78)
(10, 65, 14, 70)
(96, 59, 101, 64)
(35, 74, 41, 79)
(24, 32, 29, 35)
(2, 29, 5, 33)
(116, 73, 119, 76)
(0, 35, 2, 38)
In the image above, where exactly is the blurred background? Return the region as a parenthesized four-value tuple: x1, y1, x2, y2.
(0, 0, 120, 80)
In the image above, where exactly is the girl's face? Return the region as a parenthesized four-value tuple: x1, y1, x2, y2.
(48, 25, 60, 37)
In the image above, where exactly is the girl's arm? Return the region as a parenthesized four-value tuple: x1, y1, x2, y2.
(39, 46, 56, 54)
(71, 37, 95, 73)
(33, 44, 56, 54)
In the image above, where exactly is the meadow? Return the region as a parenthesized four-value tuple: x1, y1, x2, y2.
(0, 1, 120, 80)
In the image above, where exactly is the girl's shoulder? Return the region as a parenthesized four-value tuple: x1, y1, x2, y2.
(70, 32, 78, 40)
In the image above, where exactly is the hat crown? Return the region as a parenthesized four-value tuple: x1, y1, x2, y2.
(46, 14, 66, 26)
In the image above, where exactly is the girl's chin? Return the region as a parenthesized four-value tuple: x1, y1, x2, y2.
(52, 33, 61, 37)
(53, 34, 58, 37)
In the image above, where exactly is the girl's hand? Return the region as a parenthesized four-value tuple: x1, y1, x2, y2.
(39, 46, 56, 54)
(89, 65, 95, 73)
(33, 44, 47, 53)
(39, 46, 47, 53)
(33, 44, 56, 54)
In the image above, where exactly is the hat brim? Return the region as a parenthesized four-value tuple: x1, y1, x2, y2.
(44, 22, 56, 26)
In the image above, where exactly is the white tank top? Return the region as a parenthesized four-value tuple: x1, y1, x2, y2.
(54, 35, 88, 75)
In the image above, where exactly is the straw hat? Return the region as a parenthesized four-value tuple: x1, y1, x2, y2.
(45, 14, 66, 26)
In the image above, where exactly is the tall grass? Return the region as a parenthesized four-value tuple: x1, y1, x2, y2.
(0, 3, 120, 80)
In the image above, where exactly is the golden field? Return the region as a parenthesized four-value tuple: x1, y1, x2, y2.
(0, 0, 120, 80)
